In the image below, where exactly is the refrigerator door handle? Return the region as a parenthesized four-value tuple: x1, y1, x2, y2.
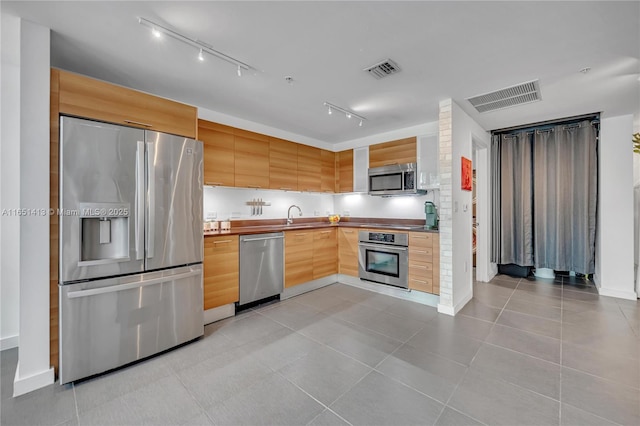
(66, 269, 201, 299)
(146, 141, 155, 259)
(135, 141, 145, 260)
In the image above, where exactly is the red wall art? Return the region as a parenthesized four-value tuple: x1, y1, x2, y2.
(461, 156, 472, 191)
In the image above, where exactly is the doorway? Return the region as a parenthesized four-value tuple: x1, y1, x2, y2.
(473, 137, 497, 282)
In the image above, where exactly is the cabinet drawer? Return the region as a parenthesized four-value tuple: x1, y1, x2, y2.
(408, 277, 433, 293)
(409, 232, 433, 248)
(409, 261, 433, 272)
(204, 236, 239, 254)
(285, 231, 314, 246)
(410, 246, 433, 256)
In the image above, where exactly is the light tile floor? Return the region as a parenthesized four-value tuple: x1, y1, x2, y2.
(1, 275, 638, 425)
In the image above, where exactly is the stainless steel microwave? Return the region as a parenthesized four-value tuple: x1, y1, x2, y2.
(368, 163, 426, 196)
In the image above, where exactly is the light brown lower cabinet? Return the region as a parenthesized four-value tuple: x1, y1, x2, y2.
(338, 228, 359, 276)
(408, 232, 440, 295)
(284, 231, 314, 288)
(313, 228, 338, 279)
(203, 235, 239, 310)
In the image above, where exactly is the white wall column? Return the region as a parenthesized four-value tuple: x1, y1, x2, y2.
(0, 14, 21, 351)
(438, 100, 490, 316)
(12, 17, 54, 396)
(595, 115, 637, 300)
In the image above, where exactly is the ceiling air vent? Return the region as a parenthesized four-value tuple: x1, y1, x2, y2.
(364, 59, 401, 79)
(467, 80, 541, 113)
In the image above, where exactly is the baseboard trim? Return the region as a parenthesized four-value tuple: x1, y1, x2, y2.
(204, 304, 235, 325)
(598, 287, 638, 301)
(281, 275, 337, 300)
(0, 334, 19, 350)
(337, 274, 439, 308)
(438, 290, 473, 316)
(13, 364, 55, 396)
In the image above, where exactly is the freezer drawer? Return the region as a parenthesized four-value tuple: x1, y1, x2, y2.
(59, 265, 203, 384)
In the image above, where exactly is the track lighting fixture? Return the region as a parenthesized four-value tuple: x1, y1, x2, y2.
(323, 102, 366, 127)
(138, 17, 252, 76)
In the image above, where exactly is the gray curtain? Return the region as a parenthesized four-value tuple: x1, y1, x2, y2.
(533, 121, 597, 274)
(497, 132, 534, 266)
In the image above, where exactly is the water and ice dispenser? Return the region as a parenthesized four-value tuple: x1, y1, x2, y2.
(79, 203, 130, 264)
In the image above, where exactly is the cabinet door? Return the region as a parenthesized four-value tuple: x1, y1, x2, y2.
(234, 129, 270, 189)
(320, 149, 336, 193)
(203, 235, 239, 309)
(284, 231, 314, 287)
(198, 120, 235, 187)
(338, 228, 359, 276)
(269, 137, 298, 190)
(313, 229, 338, 279)
(58, 70, 197, 138)
(336, 150, 354, 193)
(369, 137, 417, 168)
(298, 145, 321, 192)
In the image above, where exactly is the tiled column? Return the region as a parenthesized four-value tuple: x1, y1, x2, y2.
(438, 99, 453, 312)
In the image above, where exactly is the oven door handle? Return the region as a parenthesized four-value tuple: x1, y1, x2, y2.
(358, 242, 408, 252)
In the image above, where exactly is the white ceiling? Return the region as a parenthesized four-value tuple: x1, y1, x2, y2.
(3, 1, 639, 144)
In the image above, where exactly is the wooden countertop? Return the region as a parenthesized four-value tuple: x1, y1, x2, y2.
(204, 219, 439, 237)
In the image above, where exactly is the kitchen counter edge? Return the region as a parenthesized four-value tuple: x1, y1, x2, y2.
(204, 222, 439, 237)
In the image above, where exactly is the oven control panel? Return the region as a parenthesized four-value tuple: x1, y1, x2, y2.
(359, 231, 409, 247)
(369, 232, 395, 243)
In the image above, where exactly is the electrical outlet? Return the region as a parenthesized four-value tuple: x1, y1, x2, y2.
(314, 210, 320, 216)
(343, 210, 350, 217)
(207, 211, 217, 219)
(231, 211, 241, 218)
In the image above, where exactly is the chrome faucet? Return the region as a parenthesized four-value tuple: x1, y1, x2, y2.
(287, 205, 302, 224)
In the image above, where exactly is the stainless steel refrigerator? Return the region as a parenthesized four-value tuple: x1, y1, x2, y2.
(58, 116, 204, 384)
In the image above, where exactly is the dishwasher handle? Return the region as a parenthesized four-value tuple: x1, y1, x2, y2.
(241, 235, 284, 243)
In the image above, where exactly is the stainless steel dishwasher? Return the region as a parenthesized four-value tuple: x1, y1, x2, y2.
(239, 232, 284, 306)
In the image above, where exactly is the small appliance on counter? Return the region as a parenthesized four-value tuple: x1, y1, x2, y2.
(424, 201, 438, 230)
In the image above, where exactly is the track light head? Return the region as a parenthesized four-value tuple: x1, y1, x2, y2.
(346, 113, 352, 119)
(328, 107, 332, 115)
(152, 28, 162, 38)
(237, 65, 242, 77)
(198, 49, 204, 61)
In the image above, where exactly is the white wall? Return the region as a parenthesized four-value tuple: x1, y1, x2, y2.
(2, 16, 55, 396)
(1, 14, 21, 351)
(334, 192, 438, 220)
(437, 100, 490, 316)
(595, 115, 637, 300)
(204, 186, 334, 221)
(204, 187, 438, 222)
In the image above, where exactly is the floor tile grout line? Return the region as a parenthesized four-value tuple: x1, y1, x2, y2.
(171, 368, 217, 425)
(436, 277, 521, 420)
(560, 401, 626, 426)
(71, 382, 80, 424)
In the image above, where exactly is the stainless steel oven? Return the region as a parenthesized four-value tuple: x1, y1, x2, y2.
(358, 231, 408, 288)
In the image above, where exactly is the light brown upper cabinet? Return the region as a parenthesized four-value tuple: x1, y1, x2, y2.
(297, 145, 321, 192)
(320, 149, 336, 193)
(336, 149, 354, 193)
(269, 137, 298, 191)
(198, 120, 235, 187)
(234, 129, 270, 189)
(57, 69, 197, 138)
(368, 137, 417, 168)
